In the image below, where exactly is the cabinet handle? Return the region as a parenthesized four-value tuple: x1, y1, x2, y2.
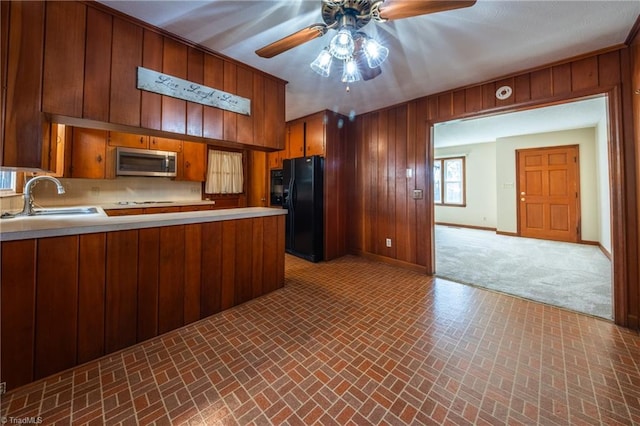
(185, 161, 191, 168)
(96, 154, 103, 163)
(140, 137, 145, 145)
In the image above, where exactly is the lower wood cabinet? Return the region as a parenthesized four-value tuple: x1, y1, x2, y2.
(0, 215, 285, 391)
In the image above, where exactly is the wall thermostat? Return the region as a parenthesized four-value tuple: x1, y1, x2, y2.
(495, 85, 513, 100)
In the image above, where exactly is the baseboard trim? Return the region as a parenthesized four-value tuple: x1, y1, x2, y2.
(350, 250, 429, 274)
(435, 222, 496, 232)
(496, 231, 519, 237)
(578, 240, 611, 261)
(598, 244, 612, 260)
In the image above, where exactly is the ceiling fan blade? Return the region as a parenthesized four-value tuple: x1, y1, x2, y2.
(377, 0, 476, 21)
(255, 24, 328, 58)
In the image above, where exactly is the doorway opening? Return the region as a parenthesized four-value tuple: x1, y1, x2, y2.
(432, 96, 613, 319)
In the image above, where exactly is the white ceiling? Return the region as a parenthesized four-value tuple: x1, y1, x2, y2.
(100, 0, 638, 124)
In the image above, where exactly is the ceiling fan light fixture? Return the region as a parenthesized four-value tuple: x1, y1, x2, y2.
(310, 48, 333, 77)
(329, 28, 355, 60)
(341, 57, 361, 83)
(362, 37, 388, 68)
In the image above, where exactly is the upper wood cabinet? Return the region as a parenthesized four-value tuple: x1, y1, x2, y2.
(288, 121, 305, 158)
(280, 110, 329, 162)
(107, 131, 182, 152)
(70, 128, 113, 179)
(1, 1, 286, 171)
(1, 1, 49, 170)
(179, 141, 207, 182)
(304, 114, 325, 157)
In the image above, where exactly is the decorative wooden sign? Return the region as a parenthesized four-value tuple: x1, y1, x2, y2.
(136, 66, 251, 116)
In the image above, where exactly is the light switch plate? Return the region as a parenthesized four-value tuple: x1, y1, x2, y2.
(412, 189, 423, 200)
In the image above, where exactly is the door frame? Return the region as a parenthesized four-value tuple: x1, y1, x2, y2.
(428, 88, 629, 326)
(515, 144, 581, 243)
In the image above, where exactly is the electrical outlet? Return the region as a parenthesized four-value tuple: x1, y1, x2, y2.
(385, 238, 392, 248)
(0, 382, 6, 394)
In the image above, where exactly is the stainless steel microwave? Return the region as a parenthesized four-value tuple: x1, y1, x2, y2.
(116, 147, 177, 177)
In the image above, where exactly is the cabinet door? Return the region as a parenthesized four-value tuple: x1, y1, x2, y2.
(109, 17, 142, 126)
(71, 128, 107, 179)
(180, 205, 212, 212)
(2, 1, 46, 169)
(42, 1, 86, 117)
(161, 37, 187, 134)
(304, 114, 325, 157)
(1, 240, 37, 391)
(236, 66, 254, 144)
(144, 206, 181, 214)
(35, 236, 79, 379)
(105, 230, 138, 353)
(83, 7, 112, 122)
(150, 136, 182, 152)
(108, 131, 147, 148)
(105, 208, 143, 216)
(263, 77, 285, 150)
(248, 151, 267, 207)
(181, 141, 207, 182)
(288, 121, 305, 158)
(268, 150, 282, 169)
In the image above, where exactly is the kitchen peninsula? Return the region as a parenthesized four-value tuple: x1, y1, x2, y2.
(0, 207, 286, 391)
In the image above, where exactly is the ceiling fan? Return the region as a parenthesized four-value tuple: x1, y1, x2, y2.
(255, 0, 477, 82)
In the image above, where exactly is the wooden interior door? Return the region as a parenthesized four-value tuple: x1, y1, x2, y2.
(517, 145, 580, 242)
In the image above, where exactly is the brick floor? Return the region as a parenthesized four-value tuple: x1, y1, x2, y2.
(2, 254, 639, 425)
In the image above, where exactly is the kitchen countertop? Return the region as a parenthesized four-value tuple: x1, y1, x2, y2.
(0, 206, 286, 242)
(102, 200, 218, 210)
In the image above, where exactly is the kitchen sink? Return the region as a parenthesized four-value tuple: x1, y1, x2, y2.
(32, 206, 100, 216)
(1, 206, 101, 219)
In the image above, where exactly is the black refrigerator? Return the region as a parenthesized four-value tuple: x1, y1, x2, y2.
(283, 156, 323, 262)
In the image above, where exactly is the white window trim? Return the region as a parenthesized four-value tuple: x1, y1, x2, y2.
(434, 157, 466, 207)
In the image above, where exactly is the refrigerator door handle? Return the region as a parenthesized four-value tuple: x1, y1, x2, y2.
(288, 178, 295, 210)
(291, 178, 297, 209)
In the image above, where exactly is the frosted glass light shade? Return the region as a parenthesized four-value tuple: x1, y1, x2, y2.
(329, 29, 355, 60)
(341, 57, 361, 83)
(363, 38, 389, 68)
(310, 49, 333, 77)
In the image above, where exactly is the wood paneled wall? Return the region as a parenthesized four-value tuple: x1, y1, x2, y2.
(324, 111, 349, 260)
(1, 1, 286, 170)
(349, 47, 639, 328)
(0, 215, 285, 391)
(630, 25, 640, 330)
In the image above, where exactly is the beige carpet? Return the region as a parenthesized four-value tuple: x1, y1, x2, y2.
(434, 225, 612, 319)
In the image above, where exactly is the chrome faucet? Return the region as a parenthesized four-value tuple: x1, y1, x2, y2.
(20, 176, 66, 216)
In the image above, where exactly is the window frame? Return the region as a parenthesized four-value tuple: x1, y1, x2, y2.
(433, 156, 466, 207)
(0, 170, 23, 197)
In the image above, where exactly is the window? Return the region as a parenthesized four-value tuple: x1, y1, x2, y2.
(205, 150, 244, 194)
(0, 170, 17, 196)
(434, 157, 465, 206)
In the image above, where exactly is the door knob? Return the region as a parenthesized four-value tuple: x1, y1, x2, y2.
(521, 197, 525, 201)
(520, 191, 526, 195)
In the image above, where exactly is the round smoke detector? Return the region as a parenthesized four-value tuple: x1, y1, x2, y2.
(496, 85, 513, 100)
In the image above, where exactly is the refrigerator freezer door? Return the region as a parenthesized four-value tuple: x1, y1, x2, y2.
(283, 156, 324, 262)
